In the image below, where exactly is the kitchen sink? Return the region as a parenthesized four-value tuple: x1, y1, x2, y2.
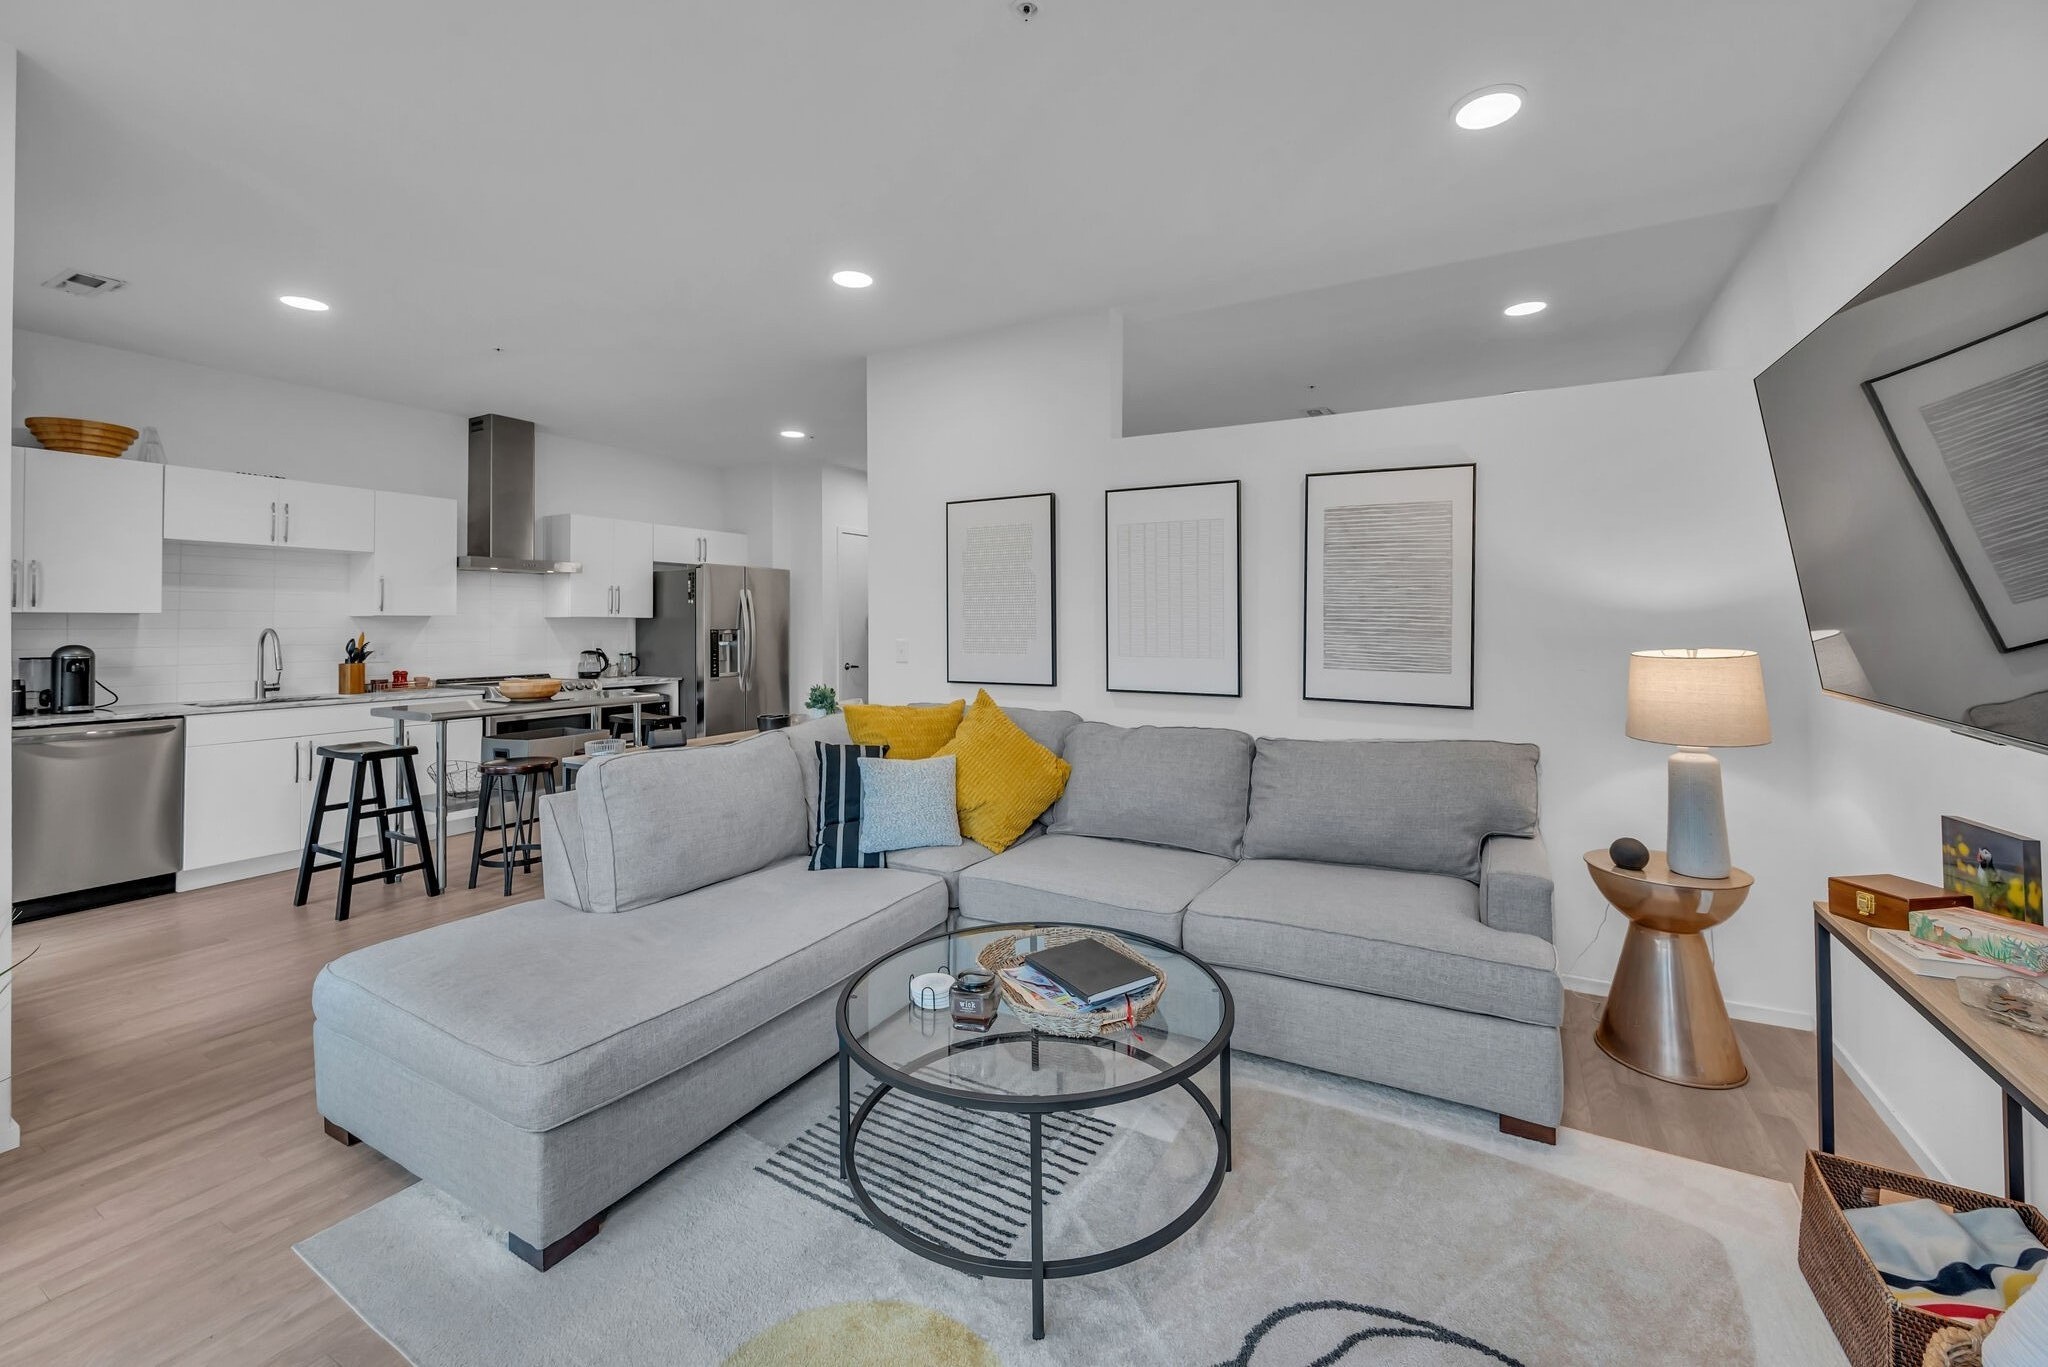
(184, 694, 329, 708)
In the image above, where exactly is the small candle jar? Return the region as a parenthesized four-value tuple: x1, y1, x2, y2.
(950, 970, 999, 1030)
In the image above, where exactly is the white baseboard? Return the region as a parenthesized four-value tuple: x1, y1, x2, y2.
(0, 1117, 19, 1155)
(1561, 974, 1812, 1032)
(177, 815, 477, 892)
(1831, 1043, 1948, 1182)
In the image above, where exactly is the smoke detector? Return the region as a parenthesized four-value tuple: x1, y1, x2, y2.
(1011, 1, 1040, 20)
(1303, 406, 1337, 418)
(43, 270, 127, 298)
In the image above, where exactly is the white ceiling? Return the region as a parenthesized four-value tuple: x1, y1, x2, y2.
(6, 1, 1916, 466)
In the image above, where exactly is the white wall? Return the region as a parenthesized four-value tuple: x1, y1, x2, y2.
(868, 311, 1824, 1024)
(1, 46, 19, 1155)
(1676, 0, 2048, 1191)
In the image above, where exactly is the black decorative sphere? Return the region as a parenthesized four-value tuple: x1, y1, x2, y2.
(1609, 837, 1650, 871)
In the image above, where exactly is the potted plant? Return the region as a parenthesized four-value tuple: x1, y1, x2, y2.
(805, 684, 839, 718)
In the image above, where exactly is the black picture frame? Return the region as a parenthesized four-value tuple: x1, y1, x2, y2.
(945, 492, 1058, 687)
(1301, 463, 1476, 709)
(1102, 479, 1243, 697)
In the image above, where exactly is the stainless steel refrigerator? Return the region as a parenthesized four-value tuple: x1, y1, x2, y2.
(636, 565, 790, 737)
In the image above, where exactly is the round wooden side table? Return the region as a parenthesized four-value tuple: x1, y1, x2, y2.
(1584, 849, 1754, 1089)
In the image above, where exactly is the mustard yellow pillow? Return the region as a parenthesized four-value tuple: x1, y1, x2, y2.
(935, 690, 1071, 853)
(844, 700, 964, 760)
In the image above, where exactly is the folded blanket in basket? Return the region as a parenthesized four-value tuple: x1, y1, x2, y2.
(1843, 1199, 2046, 1321)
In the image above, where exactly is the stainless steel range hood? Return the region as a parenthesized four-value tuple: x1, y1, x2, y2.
(456, 414, 580, 573)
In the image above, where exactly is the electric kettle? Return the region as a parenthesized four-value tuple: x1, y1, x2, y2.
(577, 646, 610, 679)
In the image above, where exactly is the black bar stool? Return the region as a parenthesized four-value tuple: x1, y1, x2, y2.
(293, 741, 441, 921)
(470, 756, 561, 895)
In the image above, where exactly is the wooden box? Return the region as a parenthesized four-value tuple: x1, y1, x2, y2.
(1826, 874, 1973, 932)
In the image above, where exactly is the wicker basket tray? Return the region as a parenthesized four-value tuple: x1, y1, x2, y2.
(1799, 1149, 2048, 1367)
(975, 927, 1166, 1038)
(24, 417, 139, 457)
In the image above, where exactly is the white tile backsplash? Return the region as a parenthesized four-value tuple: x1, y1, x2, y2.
(13, 544, 635, 706)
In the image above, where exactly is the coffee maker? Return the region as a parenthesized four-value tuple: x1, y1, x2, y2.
(52, 644, 97, 713)
(15, 655, 53, 715)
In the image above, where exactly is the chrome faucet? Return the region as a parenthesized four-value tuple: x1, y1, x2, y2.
(256, 627, 284, 699)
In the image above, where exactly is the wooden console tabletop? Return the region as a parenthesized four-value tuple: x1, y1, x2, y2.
(1814, 904, 2048, 1198)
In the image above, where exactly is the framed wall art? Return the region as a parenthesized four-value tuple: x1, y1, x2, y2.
(1303, 463, 1475, 708)
(946, 492, 1057, 686)
(1867, 310, 2048, 653)
(1104, 479, 1241, 696)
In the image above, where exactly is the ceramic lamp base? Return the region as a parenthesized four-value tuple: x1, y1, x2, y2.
(1666, 748, 1730, 879)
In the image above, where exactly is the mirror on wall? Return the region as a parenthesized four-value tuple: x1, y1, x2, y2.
(1758, 137, 2048, 750)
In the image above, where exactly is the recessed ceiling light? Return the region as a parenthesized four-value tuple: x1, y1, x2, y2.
(831, 270, 873, 289)
(1453, 85, 1525, 131)
(279, 295, 330, 312)
(780, 429, 808, 439)
(1503, 300, 1548, 317)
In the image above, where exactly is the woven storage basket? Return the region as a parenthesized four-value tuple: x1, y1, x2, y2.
(1799, 1149, 2048, 1367)
(976, 927, 1166, 1038)
(24, 417, 139, 457)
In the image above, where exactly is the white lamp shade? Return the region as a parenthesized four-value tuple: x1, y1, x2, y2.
(1626, 648, 1771, 748)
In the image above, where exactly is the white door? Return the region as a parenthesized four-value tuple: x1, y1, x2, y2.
(613, 518, 655, 618)
(19, 450, 164, 614)
(278, 479, 375, 551)
(651, 523, 698, 563)
(184, 735, 307, 868)
(543, 514, 617, 617)
(353, 492, 457, 616)
(836, 529, 868, 702)
(163, 466, 281, 545)
(703, 529, 750, 564)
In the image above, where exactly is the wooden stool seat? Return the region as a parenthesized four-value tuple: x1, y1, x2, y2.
(480, 755, 560, 778)
(294, 743, 440, 920)
(471, 757, 560, 895)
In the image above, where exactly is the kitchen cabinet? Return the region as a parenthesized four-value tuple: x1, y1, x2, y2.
(653, 524, 748, 565)
(541, 514, 654, 618)
(12, 447, 165, 614)
(163, 467, 373, 551)
(348, 491, 458, 616)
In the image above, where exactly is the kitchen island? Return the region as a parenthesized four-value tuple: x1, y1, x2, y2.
(372, 691, 663, 871)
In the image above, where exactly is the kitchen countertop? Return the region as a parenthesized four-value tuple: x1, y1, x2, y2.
(369, 689, 667, 724)
(10, 676, 681, 731)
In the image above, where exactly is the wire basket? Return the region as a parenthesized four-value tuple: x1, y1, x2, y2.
(430, 758, 480, 803)
(975, 927, 1167, 1037)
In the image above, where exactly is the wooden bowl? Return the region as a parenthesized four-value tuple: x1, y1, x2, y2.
(496, 677, 562, 701)
(24, 417, 140, 458)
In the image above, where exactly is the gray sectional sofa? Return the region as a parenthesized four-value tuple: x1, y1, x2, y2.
(310, 705, 1562, 1270)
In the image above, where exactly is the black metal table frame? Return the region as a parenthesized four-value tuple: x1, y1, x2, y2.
(1814, 910, 2046, 1200)
(834, 926, 1234, 1341)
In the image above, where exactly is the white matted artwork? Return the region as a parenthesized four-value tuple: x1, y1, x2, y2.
(946, 492, 1057, 686)
(1104, 480, 1241, 696)
(1303, 463, 1475, 708)
(1867, 311, 2048, 652)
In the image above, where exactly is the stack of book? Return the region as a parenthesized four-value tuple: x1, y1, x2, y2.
(999, 938, 1159, 1015)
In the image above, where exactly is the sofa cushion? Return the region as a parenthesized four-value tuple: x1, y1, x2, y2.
(1241, 738, 1539, 880)
(889, 837, 1008, 908)
(1001, 705, 1084, 756)
(576, 733, 809, 913)
(845, 699, 964, 759)
(812, 742, 891, 870)
(311, 858, 947, 1131)
(958, 833, 1231, 945)
(783, 713, 852, 843)
(1045, 722, 1253, 858)
(936, 690, 1072, 853)
(858, 755, 961, 854)
(1182, 859, 1561, 1027)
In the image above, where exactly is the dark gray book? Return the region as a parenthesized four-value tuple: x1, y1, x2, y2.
(1024, 938, 1158, 1007)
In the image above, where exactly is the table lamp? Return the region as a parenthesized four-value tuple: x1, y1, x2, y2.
(1626, 649, 1771, 879)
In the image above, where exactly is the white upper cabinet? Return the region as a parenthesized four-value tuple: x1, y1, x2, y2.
(163, 467, 372, 551)
(653, 524, 748, 565)
(13, 448, 164, 614)
(541, 513, 654, 618)
(348, 491, 458, 616)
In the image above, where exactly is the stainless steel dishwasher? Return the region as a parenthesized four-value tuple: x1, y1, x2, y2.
(13, 717, 186, 918)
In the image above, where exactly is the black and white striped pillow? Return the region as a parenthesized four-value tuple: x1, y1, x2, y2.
(811, 742, 890, 869)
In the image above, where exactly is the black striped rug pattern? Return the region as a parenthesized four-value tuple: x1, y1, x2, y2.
(753, 1082, 1116, 1260)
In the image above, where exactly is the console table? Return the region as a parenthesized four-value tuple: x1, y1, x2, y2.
(1813, 904, 2048, 1200)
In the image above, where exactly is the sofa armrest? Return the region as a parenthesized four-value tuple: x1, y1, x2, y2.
(1480, 832, 1553, 941)
(538, 793, 589, 911)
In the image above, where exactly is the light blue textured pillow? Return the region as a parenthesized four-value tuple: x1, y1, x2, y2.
(858, 755, 962, 854)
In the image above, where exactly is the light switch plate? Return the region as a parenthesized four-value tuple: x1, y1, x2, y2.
(895, 639, 909, 664)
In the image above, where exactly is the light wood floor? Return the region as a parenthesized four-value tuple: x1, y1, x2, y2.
(0, 869, 1915, 1366)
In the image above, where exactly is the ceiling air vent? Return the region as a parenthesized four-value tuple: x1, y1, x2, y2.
(1303, 406, 1336, 418)
(42, 270, 127, 297)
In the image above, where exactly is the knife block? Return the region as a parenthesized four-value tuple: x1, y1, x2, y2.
(338, 662, 367, 695)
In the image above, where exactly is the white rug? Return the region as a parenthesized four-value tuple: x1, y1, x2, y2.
(296, 1055, 1844, 1366)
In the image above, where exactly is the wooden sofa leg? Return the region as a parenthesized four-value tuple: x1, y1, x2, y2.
(1499, 1115, 1558, 1145)
(322, 1119, 361, 1147)
(508, 1217, 602, 1271)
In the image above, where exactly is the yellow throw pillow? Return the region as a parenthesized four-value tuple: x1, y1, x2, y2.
(936, 690, 1071, 853)
(844, 700, 965, 761)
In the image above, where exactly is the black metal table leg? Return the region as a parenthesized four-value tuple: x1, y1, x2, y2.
(838, 1044, 851, 1180)
(1220, 1044, 1233, 1173)
(1030, 1112, 1045, 1341)
(1815, 914, 1836, 1154)
(2007, 1092, 2027, 1202)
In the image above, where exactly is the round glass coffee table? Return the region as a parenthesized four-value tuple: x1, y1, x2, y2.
(836, 921, 1233, 1340)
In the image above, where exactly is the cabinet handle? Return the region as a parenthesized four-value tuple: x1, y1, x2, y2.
(294, 740, 300, 783)
(379, 575, 386, 612)
(271, 502, 278, 543)
(29, 559, 40, 608)
(284, 503, 291, 543)
(10, 558, 16, 609)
